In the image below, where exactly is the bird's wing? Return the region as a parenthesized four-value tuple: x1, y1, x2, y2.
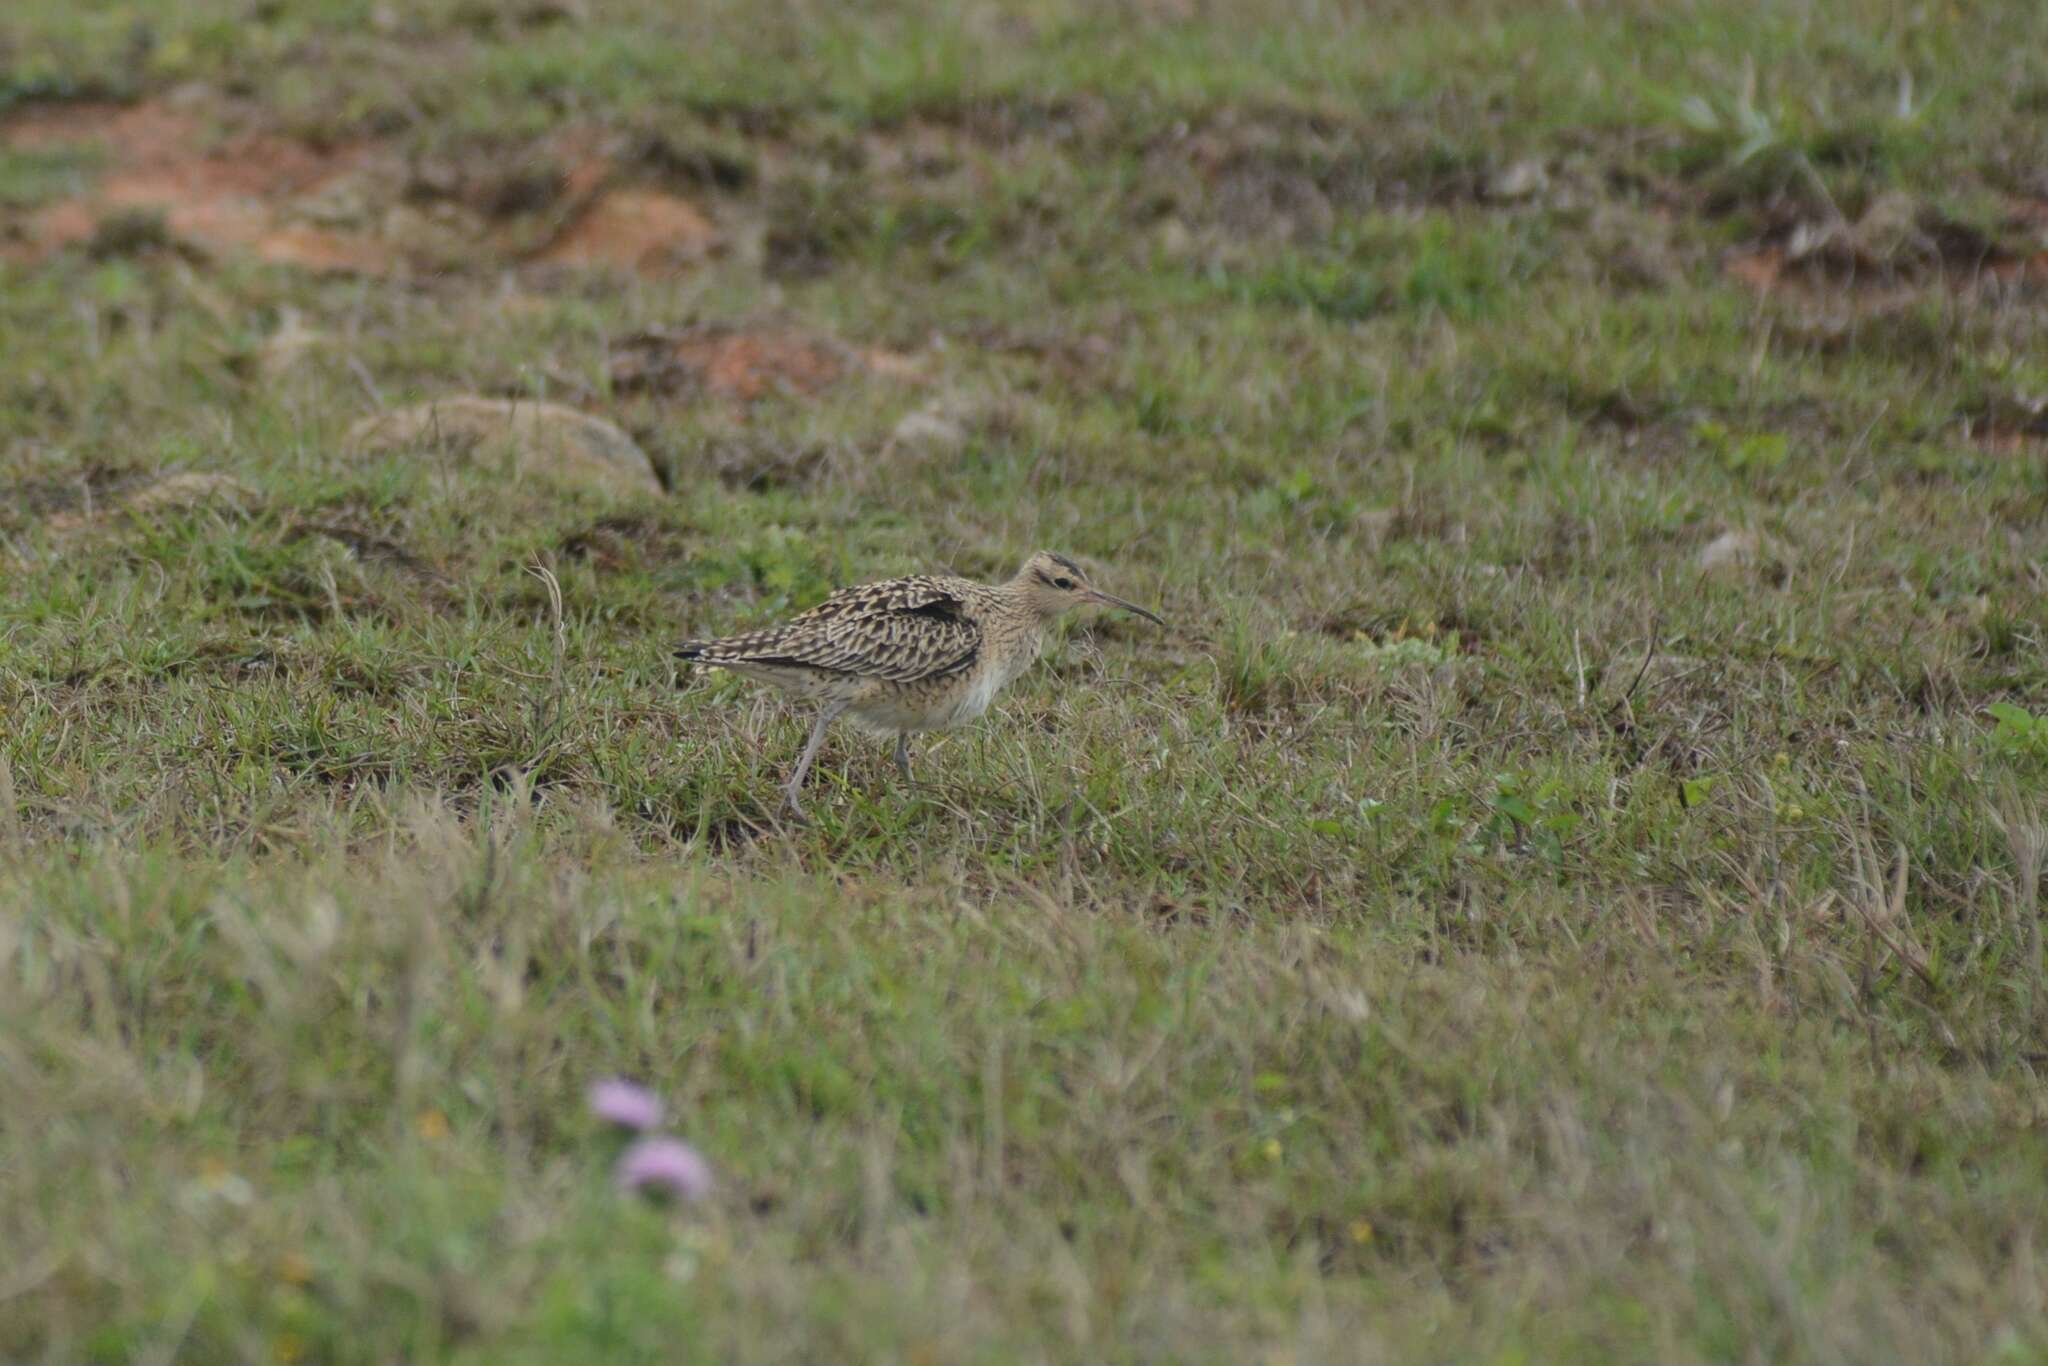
(678, 576, 981, 683)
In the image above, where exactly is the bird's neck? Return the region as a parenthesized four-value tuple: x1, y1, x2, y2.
(985, 597, 1048, 673)
(999, 621, 1047, 682)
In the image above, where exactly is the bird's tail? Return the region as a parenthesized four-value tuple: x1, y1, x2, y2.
(676, 627, 783, 665)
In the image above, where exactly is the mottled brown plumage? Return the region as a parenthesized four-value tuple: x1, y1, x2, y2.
(677, 551, 1164, 814)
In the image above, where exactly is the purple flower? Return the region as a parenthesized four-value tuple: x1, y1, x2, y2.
(614, 1136, 714, 1202)
(588, 1078, 664, 1132)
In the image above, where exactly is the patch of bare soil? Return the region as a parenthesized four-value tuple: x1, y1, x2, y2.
(962, 322, 1124, 389)
(697, 436, 840, 490)
(1722, 192, 2048, 304)
(606, 323, 924, 402)
(876, 95, 1112, 151)
(1960, 395, 2048, 456)
(532, 187, 720, 271)
(0, 461, 152, 531)
(557, 512, 698, 571)
(0, 99, 726, 278)
(1136, 107, 1508, 248)
(1, 100, 396, 272)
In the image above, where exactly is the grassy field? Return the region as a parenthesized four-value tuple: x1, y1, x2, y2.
(5, 0, 2048, 1360)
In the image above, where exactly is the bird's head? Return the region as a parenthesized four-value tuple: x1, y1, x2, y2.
(1011, 551, 1166, 626)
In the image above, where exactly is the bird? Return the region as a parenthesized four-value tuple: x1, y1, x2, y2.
(676, 551, 1165, 815)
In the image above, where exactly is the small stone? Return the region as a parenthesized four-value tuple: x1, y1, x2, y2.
(887, 405, 968, 457)
(345, 396, 661, 496)
(1488, 159, 1549, 202)
(1695, 530, 1760, 575)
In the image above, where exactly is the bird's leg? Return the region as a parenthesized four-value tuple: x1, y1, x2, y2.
(892, 734, 912, 785)
(783, 701, 847, 816)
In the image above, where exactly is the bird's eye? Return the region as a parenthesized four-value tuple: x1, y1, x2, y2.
(1053, 577, 1075, 590)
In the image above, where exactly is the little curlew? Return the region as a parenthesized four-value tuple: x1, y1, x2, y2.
(676, 551, 1165, 815)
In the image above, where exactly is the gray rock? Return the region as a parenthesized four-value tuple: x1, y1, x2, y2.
(346, 396, 661, 496)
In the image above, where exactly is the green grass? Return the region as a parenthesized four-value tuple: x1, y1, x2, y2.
(5, 0, 2048, 1360)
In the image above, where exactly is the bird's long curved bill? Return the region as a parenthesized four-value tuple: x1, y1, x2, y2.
(1083, 590, 1166, 626)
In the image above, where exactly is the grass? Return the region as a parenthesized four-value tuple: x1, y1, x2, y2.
(5, 0, 2048, 1360)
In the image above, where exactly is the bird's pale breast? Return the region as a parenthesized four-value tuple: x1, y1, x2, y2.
(847, 627, 1042, 734)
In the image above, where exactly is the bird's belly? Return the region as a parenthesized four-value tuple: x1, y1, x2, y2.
(851, 670, 1004, 733)
(931, 673, 1002, 727)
